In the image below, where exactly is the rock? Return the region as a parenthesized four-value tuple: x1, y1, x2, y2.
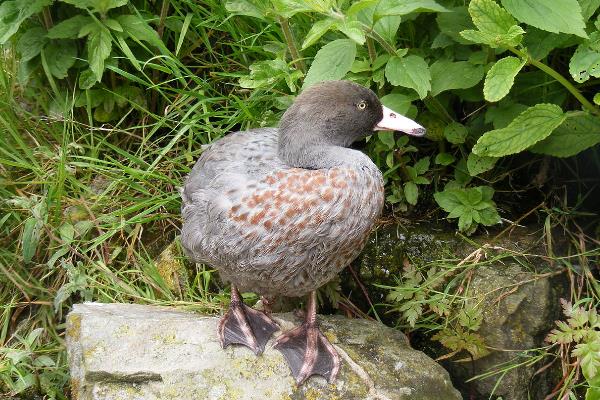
(347, 223, 565, 400)
(66, 303, 462, 400)
(445, 263, 565, 399)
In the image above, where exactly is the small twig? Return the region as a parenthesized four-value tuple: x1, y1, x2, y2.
(347, 264, 380, 321)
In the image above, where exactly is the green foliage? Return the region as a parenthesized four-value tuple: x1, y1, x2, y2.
(473, 104, 567, 157)
(547, 299, 600, 399)
(4, 0, 166, 121)
(303, 39, 356, 88)
(434, 186, 500, 234)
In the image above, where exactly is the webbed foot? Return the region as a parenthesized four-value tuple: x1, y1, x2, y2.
(218, 286, 279, 355)
(274, 291, 340, 384)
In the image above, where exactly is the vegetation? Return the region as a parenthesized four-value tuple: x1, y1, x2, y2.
(0, 0, 599, 398)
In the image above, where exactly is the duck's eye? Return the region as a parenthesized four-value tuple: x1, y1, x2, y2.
(357, 101, 367, 110)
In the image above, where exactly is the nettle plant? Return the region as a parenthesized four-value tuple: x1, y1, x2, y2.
(227, 0, 600, 233)
(1, 0, 164, 120)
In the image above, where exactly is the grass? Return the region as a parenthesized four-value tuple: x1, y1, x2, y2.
(1, 1, 599, 399)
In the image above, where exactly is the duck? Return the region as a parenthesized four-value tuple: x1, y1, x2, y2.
(180, 80, 425, 384)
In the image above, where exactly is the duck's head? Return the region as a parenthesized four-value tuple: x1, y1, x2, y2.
(278, 80, 425, 167)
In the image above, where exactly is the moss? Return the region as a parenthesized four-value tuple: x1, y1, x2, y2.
(66, 314, 82, 341)
(151, 331, 182, 345)
(114, 324, 131, 337)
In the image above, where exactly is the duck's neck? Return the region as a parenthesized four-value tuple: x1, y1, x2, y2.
(278, 131, 354, 170)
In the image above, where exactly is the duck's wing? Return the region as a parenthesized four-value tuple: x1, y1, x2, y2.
(181, 128, 282, 205)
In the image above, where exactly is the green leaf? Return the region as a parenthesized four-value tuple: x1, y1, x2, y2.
(404, 181, 418, 205)
(467, 153, 498, 176)
(0, 0, 52, 44)
(573, 341, 600, 381)
(524, 27, 573, 60)
(530, 113, 600, 157)
(444, 122, 468, 144)
(302, 18, 336, 49)
(79, 69, 97, 89)
(373, 15, 401, 45)
(430, 60, 484, 96)
(483, 56, 525, 102)
(478, 207, 501, 225)
(594, 93, 600, 106)
(378, 131, 396, 149)
(580, 0, 600, 20)
(104, 18, 123, 32)
(460, 24, 524, 48)
(414, 157, 430, 175)
(347, 0, 379, 17)
(303, 39, 356, 88)
(468, 0, 517, 35)
(22, 217, 41, 263)
(376, 0, 448, 16)
(87, 25, 112, 82)
(500, 0, 588, 38)
(380, 93, 415, 115)
(473, 104, 567, 157)
(44, 41, 78, 79)
(436, 6, 474, 44)
(569, 32, 600, 83)
(385, 55, 431, 99)
(225, 0, 268, 19)
(61, 0, 128, 14)
(435, 152, 455, 165)
(338, 20, 366, 45)
(240, 58, 302, 92)
(47, 15, 93, 39)
(115, 15, 163, 48)
(272, 0, 325, 17)
(16, 27, 47, 61)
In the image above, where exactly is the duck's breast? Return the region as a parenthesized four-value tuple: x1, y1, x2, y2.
(182, 146, 384, 296)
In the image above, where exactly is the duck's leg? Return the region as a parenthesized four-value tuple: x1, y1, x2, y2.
(274, 291, 341, 384)
(218, 286, 279, 355)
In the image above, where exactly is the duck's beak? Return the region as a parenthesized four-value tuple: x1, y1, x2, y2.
(374, 105, 426, 137)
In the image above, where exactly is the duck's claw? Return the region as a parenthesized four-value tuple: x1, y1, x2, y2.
(218, 288, 279, 355)
(274, 321, 340, 384)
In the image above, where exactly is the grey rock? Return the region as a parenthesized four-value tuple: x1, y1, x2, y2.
(66, 303, 461, 400)
(349, 224, 565, 399)
(447, 263, 564, 400)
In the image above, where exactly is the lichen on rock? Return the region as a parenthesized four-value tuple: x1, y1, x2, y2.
(66, 303, 461, 400)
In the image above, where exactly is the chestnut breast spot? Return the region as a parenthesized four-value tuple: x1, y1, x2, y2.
(321, 188, 334, 202)
(332, 179, 348, 189)
(250, 209, 267, 225)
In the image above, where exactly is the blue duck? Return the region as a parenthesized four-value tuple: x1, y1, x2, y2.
(181, 80, 425, 384)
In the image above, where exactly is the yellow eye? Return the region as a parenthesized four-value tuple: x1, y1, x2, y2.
(357, 101, 367, 110)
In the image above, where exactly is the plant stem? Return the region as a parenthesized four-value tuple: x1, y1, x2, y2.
(41, 7, 53, 29)
(359, 23, 397, 55)
(366, 37, 377, 64)
(278, 17, 306, 73)
(508, 46, 600, 116)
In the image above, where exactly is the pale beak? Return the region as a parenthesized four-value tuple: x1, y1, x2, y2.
(374, 105, 426, 136)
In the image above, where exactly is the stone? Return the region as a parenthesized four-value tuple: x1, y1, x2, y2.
(445, 263, 565, 399)
(66, 302, 462, 400)
(345, 223, 566, 400)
